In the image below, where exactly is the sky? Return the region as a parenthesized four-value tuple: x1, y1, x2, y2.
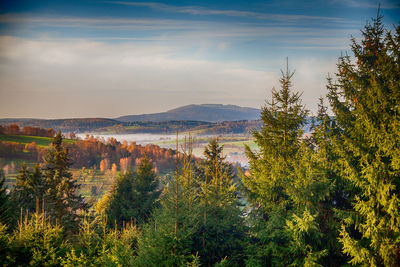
(0, 0, 399, 119)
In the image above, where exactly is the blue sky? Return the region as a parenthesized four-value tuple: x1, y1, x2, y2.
(0, 0, 399, 118)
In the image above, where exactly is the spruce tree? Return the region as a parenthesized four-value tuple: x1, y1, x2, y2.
(194, 139, 246, 266)
(328, 13, 400, 266)
(243, 60, 336, 266)
(12, 164, 45, 213)
(243, 59, 308, 209)
(134, 147, 201, 266)
(0, 170, 12, 226)
(103, 155, 160, 228)
(43, 131, 87, 230)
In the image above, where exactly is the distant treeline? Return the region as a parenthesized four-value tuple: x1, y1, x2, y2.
(0, 124, 56, 137)
(0, 119, 262, 135)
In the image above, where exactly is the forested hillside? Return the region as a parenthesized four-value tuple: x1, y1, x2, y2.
(0, 14, 399, 266)
(0, 118, 262, 135)
(116, 104, 260, 122)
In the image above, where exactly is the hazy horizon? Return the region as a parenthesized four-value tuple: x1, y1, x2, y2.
(0, 103, 260, 120)
(0, 0, 399, 119)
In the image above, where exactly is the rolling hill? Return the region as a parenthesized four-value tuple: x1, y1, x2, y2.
(116, 104, 261, 123)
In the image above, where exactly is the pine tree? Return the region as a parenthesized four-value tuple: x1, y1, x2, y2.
(194, 139, 246, 266)
(8, 208, 66, 266)
(12, 164, 45, 213)
(243, 59, 308, 209)
(61, 215, 137, 266)
(243, 60, 336, 266)
(194, 138, 236, 184)
(308, 98, 351, 266)
(103, 155, 160, 228)
(134, 145, 201, 266)
(43, 131, 88, 230)
(328, 13, 400, 266)
(0, 170, 13, 226)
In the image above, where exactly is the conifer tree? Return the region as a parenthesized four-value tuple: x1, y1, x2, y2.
(244, 59, 308, 209)
(134, 145, 201, 266)
(0, 170, 12, 226)
(43, 131, 88, 230)
(328, 13, 400, 266)
(194, 138, 236, 184)
(103, 155, 160, 228)
(194, 139, 246, 266)
(8, 208, 67, 266)
(12, 164, 45, 213)
(243, 60, 336, 266)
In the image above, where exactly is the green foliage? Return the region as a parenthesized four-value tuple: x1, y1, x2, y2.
(135, 140, 247, 266)
(242, 61, 342, 266)
(12, 164, 45, 213)
(43, 131, 88, 231)
(194, 139, 247, 266)
(7, 210, 67, 266)
(102, 156, 160, 228)
(0, 222, 11, 266)
(61, 215, 138, 266)
(0, 170, 13, 226)
(328, 13, 400, 266)
(0, 134, 76, 147)
(134, 173, 201, 266)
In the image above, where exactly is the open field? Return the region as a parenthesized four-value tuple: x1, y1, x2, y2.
(0, 134, 76, 147)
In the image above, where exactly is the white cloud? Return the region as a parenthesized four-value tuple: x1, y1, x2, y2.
(0, 36, 282, 118)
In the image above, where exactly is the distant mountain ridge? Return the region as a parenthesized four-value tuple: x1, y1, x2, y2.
(116, 104, 261, 123)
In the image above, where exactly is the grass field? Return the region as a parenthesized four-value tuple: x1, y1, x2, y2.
(0, 134, 76, 147)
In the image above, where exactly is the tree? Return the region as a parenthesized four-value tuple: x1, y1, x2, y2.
(194, 138, 236, 184)
(134, 147, 201, 266)
(43, 131, 88, 231)
(8, 209, 66, 266)
(328, 13, 400, 266)
(61, 215, 137, 266)
(243, 60, 334, 266)
(194, 139, 247, 266)
(12, 164, 45, 213)
(102, 156, 160, 228)
(0, 171, 12, 226)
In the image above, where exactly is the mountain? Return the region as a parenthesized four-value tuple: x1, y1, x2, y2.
(116, 104, 261, 123)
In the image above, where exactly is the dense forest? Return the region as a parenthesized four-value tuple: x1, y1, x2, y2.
(0, 14, 399, 266)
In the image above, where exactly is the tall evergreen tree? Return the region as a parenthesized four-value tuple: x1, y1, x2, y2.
(328, 13, 400, 266)
(102, 155, 160, 228)
(194, 139, 246, 266)
(194, 138, 236, 184)
(12, 164, 45, 213)
(134, 147, 201, 266)
(43, 131, 88, 230)
(243, 60, 335, 266)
